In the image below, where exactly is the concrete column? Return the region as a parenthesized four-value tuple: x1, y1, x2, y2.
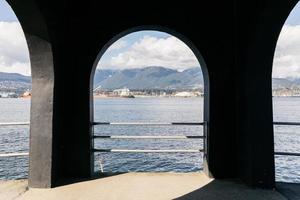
(27, 35, 55, 188)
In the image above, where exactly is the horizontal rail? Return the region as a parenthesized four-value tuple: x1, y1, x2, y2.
(0, 122, 30, 126)
(93, 135, 205, 139)
(92, 122, 204, 126)
(273, 122, 300, 126)
(275, 152, 300, 156)
(0, 152, 29, 157)
(93, 149, 203, 153)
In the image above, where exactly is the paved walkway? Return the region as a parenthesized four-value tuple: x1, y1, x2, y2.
(0, 180, 27, 200)
(0, 173, 291, 200)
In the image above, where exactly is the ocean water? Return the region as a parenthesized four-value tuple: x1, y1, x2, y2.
(273, 97, 300, 183)
(0, 97, 299, 183)
(93, 97, 203, 174)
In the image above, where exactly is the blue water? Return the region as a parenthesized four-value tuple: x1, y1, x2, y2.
(0, 97, 299, 183)
(0, 99, 30, 179)
(273, 97, 300, 183)
(93, 97, 203, 173)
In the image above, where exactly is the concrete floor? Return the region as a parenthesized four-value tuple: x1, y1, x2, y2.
(0, 180, 28, 200)
(277, 182, 300, 200)
(0, 173, 294, 200)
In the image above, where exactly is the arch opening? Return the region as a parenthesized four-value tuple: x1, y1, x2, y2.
(0, 0, 31, 180)
(272, 2, 300, 183)
(90, 27, 209, 175)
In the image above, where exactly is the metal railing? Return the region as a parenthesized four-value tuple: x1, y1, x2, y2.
(0, 121, 299, 157)
(92, 121, 205, 153)
(0, 152, 29, 157)
(93, 135, 205, 139)
(274, 121, 300, 126)
(0, 122, 30, 126)
(0, 121, 204, 158)
(93, 149, 203, 153)
(274, 121, 300, 157)
(92, 122, 204, 126)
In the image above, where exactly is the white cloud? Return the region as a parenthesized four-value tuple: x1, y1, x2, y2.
(106, 39, 127, 51)
(0, 21, 30, 76)
(0, 21, 299, 78)
(273, 25, 300, 78)
(98, 35, 200, 71)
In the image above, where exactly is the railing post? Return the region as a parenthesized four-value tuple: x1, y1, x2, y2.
(90, 122, 95, 176)
(203, 121, 211, 177)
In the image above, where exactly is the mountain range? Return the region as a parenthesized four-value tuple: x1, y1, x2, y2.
(0, 72, 31, 93)
(93, 66, 204, 90)
(1, 67, 300, 91)
(0, 72, 31, 83)
(272, 78, 300, 89)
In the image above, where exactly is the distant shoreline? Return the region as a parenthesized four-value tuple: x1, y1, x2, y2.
(93, 95, 202, 99)
(4, 95, 300, 99)
(273, 96, 300, 98)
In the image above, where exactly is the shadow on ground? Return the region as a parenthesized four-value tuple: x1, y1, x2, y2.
(54, 172, 125, 187)
(175, 179, 287, 200)
(2, 173, 300, 200)
(276, 182, 300, 200)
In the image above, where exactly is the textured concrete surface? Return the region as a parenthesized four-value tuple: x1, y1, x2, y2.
(0, 180, 27, 200)
(0, 173, 291, 200)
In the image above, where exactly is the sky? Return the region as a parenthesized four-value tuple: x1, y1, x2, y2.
(272, 4, 300, 78)
(0, 1, 300, 77)
(98, 31, 200, 71)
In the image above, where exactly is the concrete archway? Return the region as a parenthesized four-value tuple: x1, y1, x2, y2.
(271, 1, 300, 183)
(2, 0, 298, 189)
(90, 26, 210, 175)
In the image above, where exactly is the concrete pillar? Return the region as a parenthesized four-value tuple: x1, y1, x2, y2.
(27, 35, 55, 188)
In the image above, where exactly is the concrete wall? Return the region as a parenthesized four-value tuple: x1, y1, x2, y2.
(5, 0, 299, 188)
